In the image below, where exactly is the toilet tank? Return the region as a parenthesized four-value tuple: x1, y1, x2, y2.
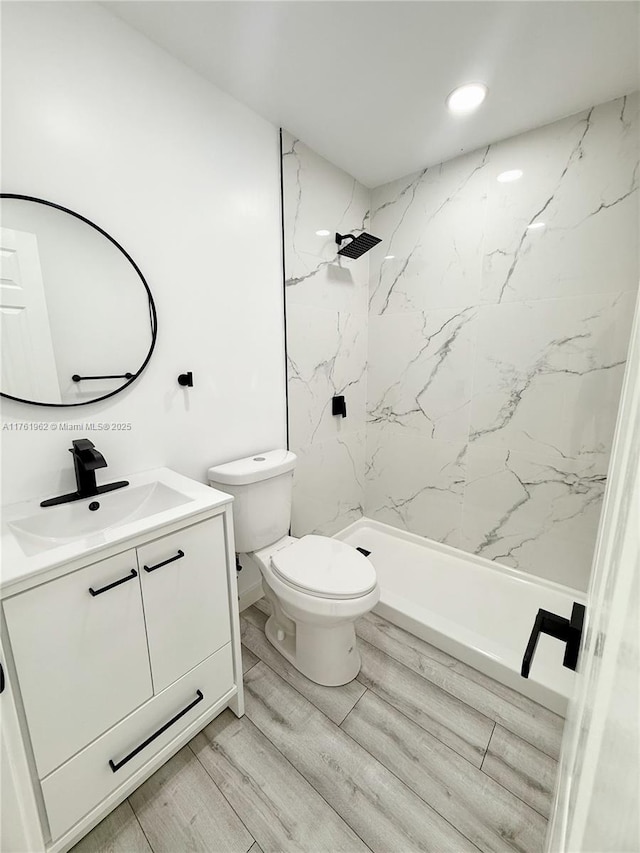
(207, 450, 297, 553)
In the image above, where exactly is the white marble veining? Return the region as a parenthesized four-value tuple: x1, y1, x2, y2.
(460, 445, 608, 589)
(284, 93, 639, 586)
(369, 148, 488, 315)
(282, 131, 370, 536)
(469, 291, 635, 458)
(282, 131, 370, 315)
(287, 305, 367, 449)
(481, 96, 639, 305)
(365, 93, 639, 589)
(368, 307, 476, 441)
(365, 424, 466, 548)
(291, 431, 365, 537)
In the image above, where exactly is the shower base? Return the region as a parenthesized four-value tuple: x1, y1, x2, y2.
(335, 517, 585, 716)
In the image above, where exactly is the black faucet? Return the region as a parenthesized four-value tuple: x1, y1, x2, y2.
(40, 439, 129, 508)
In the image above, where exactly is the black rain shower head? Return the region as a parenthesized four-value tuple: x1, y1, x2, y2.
(336, 232, 381, 259)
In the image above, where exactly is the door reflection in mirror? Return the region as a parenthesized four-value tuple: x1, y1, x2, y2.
(0, 194, 157, 407)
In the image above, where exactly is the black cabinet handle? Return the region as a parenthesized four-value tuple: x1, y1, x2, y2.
(109, 690, 204, 772)
(0, 662, 5, 694)
(143, 549, 185, 573)
(89, 569, 138, 597)
(521, 602, 585, 678)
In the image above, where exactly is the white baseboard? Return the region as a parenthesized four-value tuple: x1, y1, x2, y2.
(238, 581, 264, 612)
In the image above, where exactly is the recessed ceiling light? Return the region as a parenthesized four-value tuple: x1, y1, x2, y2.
(446, 82, 488, 114)
(527, 222, 545, 231)
(384, 255, 395, 260)
(315, 229, 331, 237)
(497, 169, 523, 183)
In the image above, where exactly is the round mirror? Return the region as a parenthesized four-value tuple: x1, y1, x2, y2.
(0, 194, 157, 407)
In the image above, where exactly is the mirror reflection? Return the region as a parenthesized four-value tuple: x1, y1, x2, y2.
(0, 195, 156, 407)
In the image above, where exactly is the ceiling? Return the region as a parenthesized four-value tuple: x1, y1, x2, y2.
(107, 1, 640, 187)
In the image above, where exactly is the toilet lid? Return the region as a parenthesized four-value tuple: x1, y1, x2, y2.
(270, 535, 377, 599)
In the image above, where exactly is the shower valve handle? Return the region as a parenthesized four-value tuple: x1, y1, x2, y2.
(332, 395, 347, 418)
(521, 602, 585, 678)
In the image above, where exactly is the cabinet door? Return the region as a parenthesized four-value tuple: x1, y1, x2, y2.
(138, 517, 231, 692)
(41, 644, 234, 841)
(3, 551, 152, 779)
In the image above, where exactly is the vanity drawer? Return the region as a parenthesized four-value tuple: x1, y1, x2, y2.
(137, 516, 231, 692)
(3, 550, 152, 779)
(41, 642, 234, 841)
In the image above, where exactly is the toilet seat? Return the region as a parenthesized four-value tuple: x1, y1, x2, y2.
(270, 535, 376, 600)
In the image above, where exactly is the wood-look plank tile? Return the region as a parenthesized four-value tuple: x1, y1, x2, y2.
(241, 606, 366, 724)
(70, 800, 152, 853)
(191, 708, 367, 852)
(248, 844, 264, 853)
(357, 638, 493, 767)
(244, 662, 477, 853)
(128, 746, 253, 853)
(343, 690, 547, 853)
(483, 725, 558, 818)
(252, 597, 270, 616)
(241, 643, 260, 674)
(357, 612, 564, 759)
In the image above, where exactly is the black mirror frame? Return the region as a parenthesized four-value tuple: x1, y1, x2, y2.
(0, 193, 158, 408)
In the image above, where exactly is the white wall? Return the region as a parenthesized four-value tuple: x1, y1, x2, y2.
(0, 2, 286, 510)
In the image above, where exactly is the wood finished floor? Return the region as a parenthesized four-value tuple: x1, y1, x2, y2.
(72, 601, 563, 853)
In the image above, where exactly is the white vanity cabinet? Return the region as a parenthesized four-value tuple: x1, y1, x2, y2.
(137, 517, 231, 692)
(4, 549, 153, 779)
(0, 482, 243, 853)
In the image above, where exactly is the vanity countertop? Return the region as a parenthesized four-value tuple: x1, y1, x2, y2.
(0, 468, 232, 595)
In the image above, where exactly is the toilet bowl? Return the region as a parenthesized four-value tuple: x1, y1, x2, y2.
(251, 534, 379, 686)
(207, 449, 379, 686)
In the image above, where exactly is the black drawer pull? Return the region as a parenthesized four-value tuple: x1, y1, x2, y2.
(143, 549, 185, 573)
(89, 569, 138, 597)
(109, 689, 204, 773)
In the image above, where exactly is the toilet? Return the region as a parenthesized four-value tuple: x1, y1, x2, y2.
(208, 449, 379, 686)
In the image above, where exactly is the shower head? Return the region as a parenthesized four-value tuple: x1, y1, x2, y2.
(336, 232, 381, 259)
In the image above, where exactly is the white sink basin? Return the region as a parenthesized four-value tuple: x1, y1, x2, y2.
(1, 468, 233, 591)
(8, 481, 191, 557)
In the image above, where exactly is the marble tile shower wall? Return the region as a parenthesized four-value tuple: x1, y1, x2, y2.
(282, 131, 369, 536)
(282, 94, 638, 590)
(367, 93, 639, 590)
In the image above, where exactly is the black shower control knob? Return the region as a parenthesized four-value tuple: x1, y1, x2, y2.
(332, 395, 347, 418)
(178, 372, 193, 387)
